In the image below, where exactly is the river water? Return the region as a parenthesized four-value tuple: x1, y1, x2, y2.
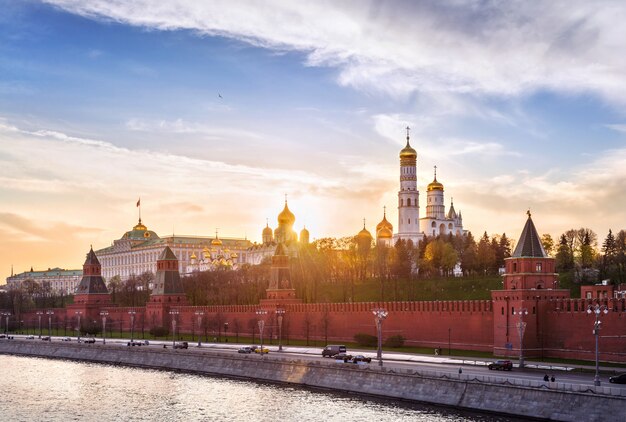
(0, 355, 524, 421)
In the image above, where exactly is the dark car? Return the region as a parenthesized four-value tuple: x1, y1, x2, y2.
(322, 345, 347, 358)
(609, 373, 626, 384)
(127, 340, 143, 346)
(41, 336, 51, 341)
(350, 355, 372, 364)
(333, 352, 353, 362)
(488, 360, 513, 371)
(173, 341, 188, 349)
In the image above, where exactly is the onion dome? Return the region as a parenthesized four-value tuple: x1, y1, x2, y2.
(399, 127, 417, 159)
(263, 223, 273, 236)
(427, 166, 444, 191)
(357, 223, 373, 242)
(378, 227, 393, 239)
(190, 252, 197, 260)
(376, 207, 393, 232)
(277, 201, 296, 226)
(211, 237, 222, 246)
(231, 252, 238, 258)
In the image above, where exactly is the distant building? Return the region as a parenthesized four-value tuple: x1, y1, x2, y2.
(6, 267, 82, 294)
(94, 218, 251, 281)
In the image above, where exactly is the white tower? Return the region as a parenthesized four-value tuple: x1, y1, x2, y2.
(425, 166, 445, 220)
(395, 127, 422, 245)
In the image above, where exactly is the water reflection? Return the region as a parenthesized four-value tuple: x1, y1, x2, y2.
(0, 356, 523, 421)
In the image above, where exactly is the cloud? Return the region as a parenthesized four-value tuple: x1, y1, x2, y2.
(43, 0, 626, 104)
(605, 124, 626, 133)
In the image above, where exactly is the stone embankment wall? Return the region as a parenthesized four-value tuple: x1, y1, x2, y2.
(1, 341, 624, 421)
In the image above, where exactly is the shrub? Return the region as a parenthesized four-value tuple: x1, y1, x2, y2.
(149, 326, 169, 337)
(354, 333, 377, 347)
(384, 335, 405, 348)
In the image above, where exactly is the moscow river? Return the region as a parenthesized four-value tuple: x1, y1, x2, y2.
(0, 355, 524, 421)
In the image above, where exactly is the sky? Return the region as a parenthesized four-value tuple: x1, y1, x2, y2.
(1, 0, 626, 280)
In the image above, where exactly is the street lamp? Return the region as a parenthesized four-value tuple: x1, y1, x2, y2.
(276, 309, 286, 352)
(100, 311, 109, 344)
(75, 311, 82, 341)
(224, 322, 229, 343)
(256, 309, 268, 354)
(0, 312, 10, 335)
(194, 310, 204, 346)
(128, 310, 137, 343)
(372, 308, 388, 367)
(169, 309, 179, 348)
(36, 311, 43, 338)
(513, 308, 528, 369)
(587, 304, 609, 386)
(46, 310, 54, 338)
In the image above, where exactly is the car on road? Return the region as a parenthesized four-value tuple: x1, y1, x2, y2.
(322, 344, 347, 358)
(62, 337, 71, 342)
(254, 346, 269, 354)
(127, 340, 144, 346)
(333, 353, 353, 362)
(142, 340, 150, 345)
(173, 341, 188, 349)
(488, 360, 513, 371)
(609, 373, 626, 384)
(26, 335, 34, 340)
(83, 338, 96, 344)
(41, 336, 50, 341)
(0, 334, 5, 339)
(238, 346, 253, 354)
(350, 355, 372, 364)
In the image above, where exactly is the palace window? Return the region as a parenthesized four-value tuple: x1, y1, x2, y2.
(408, 218, 411, 224)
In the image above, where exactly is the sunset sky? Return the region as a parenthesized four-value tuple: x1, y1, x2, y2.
(2, 1, 626, 280)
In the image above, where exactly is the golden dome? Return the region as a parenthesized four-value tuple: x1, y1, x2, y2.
(400, 130, 416, 159)
(378, 227, 393, 239)
(262, 224, 273, 236)
(427, 178, 444, 191)
(190, 252, 197, 260)
(357, 226, 373, 241)
(211, 237, 222, 246)
(300, 227, 309, 237)
(133, 220, 147, 231)
(376, 209, 393, 232)
(277, 201, 296, 226)
(203, 246, 210, 253)
(230, 253, 237, 258)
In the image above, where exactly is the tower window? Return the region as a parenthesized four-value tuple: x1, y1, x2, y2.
(407, 198, 411, 206)
(401, 199, 404, 206)
(513, 262, 517, 272)
(536, 262, 542, 272)
(408, 218, 411, 224)
(511, 306, 515, 315)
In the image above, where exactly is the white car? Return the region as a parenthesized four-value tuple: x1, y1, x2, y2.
(62, 337, 71, 342)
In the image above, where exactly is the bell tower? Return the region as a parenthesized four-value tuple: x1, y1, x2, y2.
(395, 126, 422, 244)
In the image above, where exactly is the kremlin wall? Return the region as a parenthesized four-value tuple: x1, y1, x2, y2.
(4, 131, 626, 364)
(6, 209, 626, 363)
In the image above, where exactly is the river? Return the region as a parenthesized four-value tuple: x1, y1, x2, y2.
(0, 355, 526, 421)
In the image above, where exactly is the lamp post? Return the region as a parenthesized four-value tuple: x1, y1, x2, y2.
(224, 322, 229, 343)
(256, 309, 268, 354)
(36, 311, 43, 338)
(513, 308, 528, 369)
(372, 308, 388, 367)
(169, 309, 179, 348)
(75, 311, 82, 341)
(587, 304, 609, 386)
(128, 310, 137, 343)
(195, 310, 204, 346)
(100, 311, 108, 344)
(0, 312, 10, 334)
(276, 309, 286, 352)
(46, 310, 54, 338)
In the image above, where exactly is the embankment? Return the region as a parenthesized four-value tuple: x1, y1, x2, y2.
(0, 340, 623, 421)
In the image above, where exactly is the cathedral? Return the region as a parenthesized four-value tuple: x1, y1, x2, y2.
(375, 127, 466, 246)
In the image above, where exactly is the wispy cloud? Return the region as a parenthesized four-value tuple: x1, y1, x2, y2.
(44, 1, 626, 104)
(605, 124, 626, 133)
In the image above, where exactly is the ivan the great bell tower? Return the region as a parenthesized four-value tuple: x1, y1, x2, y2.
(394, 127, 422, 245)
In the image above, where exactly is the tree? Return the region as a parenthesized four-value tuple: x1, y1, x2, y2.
(541, 234, 555, 257)
(460, 232, 477, 275)
(476, 232, 496, 275)
(555, 234, 574, 272)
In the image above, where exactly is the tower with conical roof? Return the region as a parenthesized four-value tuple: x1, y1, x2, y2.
(69, 246, 112, 320)
(261, 242, 302, 307)
(147, 246, 188, 328)
(395, 126, 422, 245)
(491, 211, 569, 359)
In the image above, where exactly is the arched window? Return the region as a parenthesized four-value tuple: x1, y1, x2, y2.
(407, 198, 411, 206)
(431, 221, 436, 228)
(401, 199, 404, 206)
